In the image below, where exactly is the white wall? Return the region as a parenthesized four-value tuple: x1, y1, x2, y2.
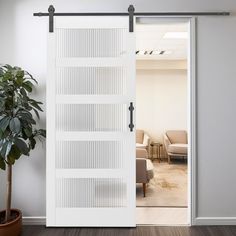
(136, 69, 187, 142)
(196, 16, 236, 220)
(0, 0, 236, 224)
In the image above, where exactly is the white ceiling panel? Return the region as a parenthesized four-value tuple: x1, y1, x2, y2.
(136, 22, 188, 60)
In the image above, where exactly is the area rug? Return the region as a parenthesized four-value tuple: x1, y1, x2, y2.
(136, 160, 187, 207)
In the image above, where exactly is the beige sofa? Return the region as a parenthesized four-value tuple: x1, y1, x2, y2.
(136, 129, 151, 157)
(136, 148, 154, 197)
(163, 130, 188, 164)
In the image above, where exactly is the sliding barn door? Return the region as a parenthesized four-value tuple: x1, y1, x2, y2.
(47, 16, 136, 227)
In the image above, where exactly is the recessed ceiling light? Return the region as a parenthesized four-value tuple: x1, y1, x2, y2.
(163, 32, 188, 39)
(137, 50, 146, 55)
(152, 50, 162, 55)
(136, 50, 172, 56)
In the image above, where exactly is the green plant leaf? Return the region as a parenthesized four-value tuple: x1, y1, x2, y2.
(9, 117, 21, 133)
(7, 155, 15, 165)
(0, 157, 6, 170)
(0, 140, 12, 158)
(18, 112, 36, 125)
(22, 82, 32, 92)
(8, 145, 21, 160)
(20, 88, 27, 97)
(29, 138, 36, 150)
(0, 116, 10, 132)
(0, 68, 4, 76)
(32, 108, 40, 119)
(3, 72, 12, 82)
(28, 118, 36, 125)
(30, 102, 43, 112)
(29, 98, 43, 105)
(24, 80, 34, 88)
(24, 128, 32, 137)
(24, 71, 38, 84)
(16, 77, 24, 86)
(14, 138, 29, 155)
(16, 70, 24, 78)
(17, 110, 33, 119)
(38, 129, 46, 138)
(3, 64, 13, 70)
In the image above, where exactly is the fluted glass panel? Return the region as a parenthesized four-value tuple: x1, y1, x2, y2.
(56, 141, 125, 169)
(56, 178, 127, 208)
(56, 67, 127, 95)
(56, 29, 127, 58)
(56, 104, 127, 132)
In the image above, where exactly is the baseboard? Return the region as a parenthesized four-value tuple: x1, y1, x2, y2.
(22, 216, 236, 226)
(22, 216, 46, 225)
(194, 217, 236, 225)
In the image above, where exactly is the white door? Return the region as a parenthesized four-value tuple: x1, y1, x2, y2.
(47, 16, 136, 227)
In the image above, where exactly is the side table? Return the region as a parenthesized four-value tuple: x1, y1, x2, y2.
(150, 142, 163, 162)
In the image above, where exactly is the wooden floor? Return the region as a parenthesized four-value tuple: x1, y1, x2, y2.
(22, 225, 236, 236)
(136, 207, 187, 225)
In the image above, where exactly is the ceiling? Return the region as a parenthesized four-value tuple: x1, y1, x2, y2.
(136, 22, 188, 60)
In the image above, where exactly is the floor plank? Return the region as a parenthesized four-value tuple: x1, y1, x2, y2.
(21, 226, 236, 236)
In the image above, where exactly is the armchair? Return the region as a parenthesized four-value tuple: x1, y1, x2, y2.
(136, 129, 151, 157)
(136, 148, 154, 197)
(163, 130, 188, 164)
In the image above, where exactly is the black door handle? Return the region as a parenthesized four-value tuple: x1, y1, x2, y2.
(128, 102, 134, 132)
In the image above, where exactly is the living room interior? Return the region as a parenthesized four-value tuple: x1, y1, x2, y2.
(135, 20, 189, 225)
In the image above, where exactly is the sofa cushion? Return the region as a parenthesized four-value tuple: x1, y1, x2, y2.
(136, 148, 148, 158)
(168, 143, 188, 155)
(166, 130, 187, 144)
(136, 130, 144, 144)
(136, 158, 154, 183)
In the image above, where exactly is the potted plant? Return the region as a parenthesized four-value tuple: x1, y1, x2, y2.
(0, 65, 46, 236)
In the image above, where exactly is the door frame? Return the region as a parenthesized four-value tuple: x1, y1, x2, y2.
(188, 17, 197, 226)
(135, 17, 197, 226)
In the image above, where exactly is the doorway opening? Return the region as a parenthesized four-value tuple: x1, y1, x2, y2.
(135, 17, 195, 225)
